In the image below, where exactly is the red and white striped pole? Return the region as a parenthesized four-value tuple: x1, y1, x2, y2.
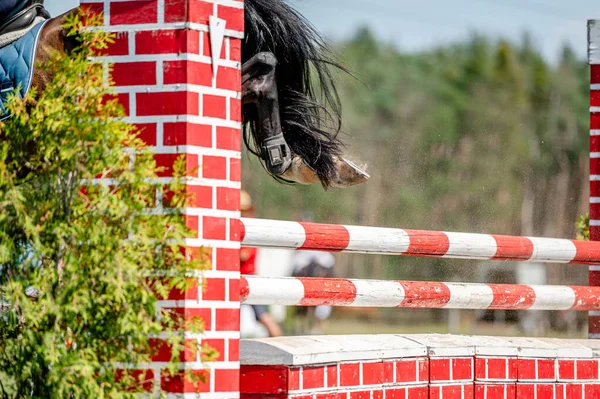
(241, 276, 600, 311)
(82, 0, 243, 395)
(241, 218, 600, 264)
(589, 19, 600, 338)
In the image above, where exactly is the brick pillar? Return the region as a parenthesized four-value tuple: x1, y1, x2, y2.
(80, 0, 243, 395)
(589, 20, 600, 339)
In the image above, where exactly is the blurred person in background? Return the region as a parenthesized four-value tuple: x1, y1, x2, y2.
(240, 190, 282, 337)
(292, 211, 336, 334)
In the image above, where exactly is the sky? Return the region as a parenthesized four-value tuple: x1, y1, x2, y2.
(46, 0, 600, 63)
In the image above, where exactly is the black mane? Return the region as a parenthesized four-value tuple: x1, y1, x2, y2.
(243, 0, 345, 186)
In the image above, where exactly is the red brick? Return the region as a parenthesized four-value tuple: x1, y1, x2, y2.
(230, 158, 241, 182)
(110, 0, 158, 25)
(475, 383, 516, 399)
(585, 383, 600, 398)
(229, 278, 240, 302)
(187, 185, 212, 209)
(163, 0, 215, 24)
(452, 358, 472, 381)
(396, 359, 417, 383)
(136, 29, 199, 55)
(137, 92, 199, 116)
(230, 218, 242, 242)
(563, 383, 583, 399)
(216, 66, 241, 91)
(464, 384, 474, 397)
(217, 126, 241, 151)
(103, 31, 129, 56)
(537, 359, 556, 380)
(362, 361, 393, 385)
(202, 338, 224, 361)
(516, 384, 533, 399)
(203, 278, 226, 301)
(327, 364, 338, 387)
(149, 338, 198, 362)
(556, 383, 564, 399)
(230, 38, 242, 62)
(593, 65, 600, 85)
(165, 0, 213, 24)
(339, 363, 360, 386)
(429, 386, 441, 399)
(215, 308, 239, 331)
(303, 366, 325, 390)
(217, 5, 243, 32)
(385, 388, 406, 399)
(216, 248, 240, 271)
(430, 358, 451, 381)
(288, 367, 301, 391)
(506, 384, 517, 399)
(203, 216, 226, 240)
(217, 187, 240, 211)
(475, 357, 486, 380)
(536, 384, 555, 398)
(430, 385, 463, 399)
(518, 359, 536, 381)
(508, 358, 518, 380)
(203, 94, 227, 119)
(164, 0, 187, 22)
(577, 360, 598, 380)
(350, 391, 370, 399)
(154, 153, 198, 177)
(559, 360, 575, 380)
(186, 215, 198, 231)
(163, 60, 212, 86)
(163, 122, 212, 147)
(487, 357, 508, 380)
(161, 369, 210, 393)
(230, 97, 242, 122)
(418, 358, 429, 381)
(406, 385, 428, 399)
(372, 390, 384, 399)
(202, 156, 227, 179)
(134, 123, 157, 146)
(228, 338, 239, 362)
(215, 369, 239, 392)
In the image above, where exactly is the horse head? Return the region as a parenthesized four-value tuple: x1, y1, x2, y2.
(243, 0, 369, 189)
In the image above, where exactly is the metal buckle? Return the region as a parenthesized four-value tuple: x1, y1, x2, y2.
(261, 134, 291, 175)
(262, 134, 288, 166)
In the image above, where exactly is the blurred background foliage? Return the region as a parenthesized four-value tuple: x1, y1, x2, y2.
(243, 28, 591, 334)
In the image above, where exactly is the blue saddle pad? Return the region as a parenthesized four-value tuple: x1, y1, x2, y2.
(0, 19, 47, 121)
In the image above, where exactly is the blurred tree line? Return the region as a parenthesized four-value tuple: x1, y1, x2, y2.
(243, 28, 590, 292)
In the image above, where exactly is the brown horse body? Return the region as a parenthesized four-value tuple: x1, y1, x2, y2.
(31, 10, 78, 92)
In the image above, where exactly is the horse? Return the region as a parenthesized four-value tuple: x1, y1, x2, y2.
(6, 0, 369, 189)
